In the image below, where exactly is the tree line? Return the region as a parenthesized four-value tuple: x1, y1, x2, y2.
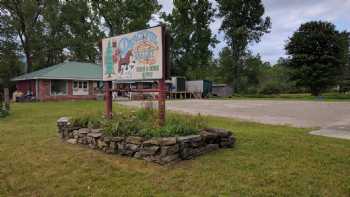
(1, 0, 349, 96)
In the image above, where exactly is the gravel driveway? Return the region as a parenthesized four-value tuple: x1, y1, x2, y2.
(119, 99, 350, 140)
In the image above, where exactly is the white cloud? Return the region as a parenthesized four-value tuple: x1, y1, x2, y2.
(158, 0, 174, 13)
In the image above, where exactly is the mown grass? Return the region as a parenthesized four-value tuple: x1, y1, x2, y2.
(0, 101, 350, 196)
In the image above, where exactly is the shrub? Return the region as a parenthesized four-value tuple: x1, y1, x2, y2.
(0, 109, 9, 118)
(71, 109, 207, 139)
(258, 81, 281, 95)
(71, 114, 103, 129)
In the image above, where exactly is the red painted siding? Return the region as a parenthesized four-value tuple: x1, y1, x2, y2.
(16, 80, 36, 96)
(16, 79, 101, 101)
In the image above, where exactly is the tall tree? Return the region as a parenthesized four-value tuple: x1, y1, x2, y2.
(240, 53, 270, 93)
(218, 48, 272, 94)
(91, 0, 161, 36)
(217, 47, 234, 84)
(163, 0, 216, 79)
(0, 11, 23, 88)
(286, 21, 345, 96)
(61, 0, 103, 62)
(0, 0, 46, 73)
(217, 0, 271, 92)
(37, 0, 67, 68)
(338, 31, 350, 92)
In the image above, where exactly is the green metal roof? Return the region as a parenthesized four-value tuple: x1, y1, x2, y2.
(11, 61, 102, 81)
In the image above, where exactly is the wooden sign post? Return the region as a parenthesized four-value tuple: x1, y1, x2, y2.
(158, 79, 166, 126)
(102, 25, 169, 126)
(157, 25, 168, 126)
(104, 81, 112, 119)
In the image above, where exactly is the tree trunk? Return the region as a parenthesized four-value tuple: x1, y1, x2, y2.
(3, 88, 10, 111)
(231, 47, 240, 94)
(233, 62, 239, 93)
(25, 51, 33, 73)
(23, 34, 33, 73)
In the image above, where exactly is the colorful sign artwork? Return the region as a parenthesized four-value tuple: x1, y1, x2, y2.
(102, 26, 164, 81)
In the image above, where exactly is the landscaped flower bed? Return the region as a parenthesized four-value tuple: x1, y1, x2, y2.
(57, 110, 235, 165)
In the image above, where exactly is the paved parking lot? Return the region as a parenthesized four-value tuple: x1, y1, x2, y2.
(119, 99, 350, 140)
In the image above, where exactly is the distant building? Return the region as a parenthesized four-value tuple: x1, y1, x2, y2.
(186, 80, 212, 98)
(212, 84, 233, 97)
(11, 61, 103, 101)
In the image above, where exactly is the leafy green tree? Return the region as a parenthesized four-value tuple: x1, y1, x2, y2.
(217, 48, 271, 94)
(286, 21, 346, 96)
(217, 0, 271, 92)
(217, 47, 234, 84)
(0, 0, 46, 72)
(338, 32, 350, 93)
(240, 53, 270, 93)
(163, 0, 217, 79)
(91, 0, 161, 36)
(258, 58, 297, 95)
(0, 46, 23, 89)
(0, 6, 23, 89)
(36, 0, 67, 68)
(61, 0, 103, 62)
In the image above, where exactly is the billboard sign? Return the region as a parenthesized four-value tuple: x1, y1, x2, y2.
(102, 26, 165, 81)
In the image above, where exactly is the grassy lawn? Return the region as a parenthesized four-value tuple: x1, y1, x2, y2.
(0, 101, 350, 196)
(216, 93, 350, 102)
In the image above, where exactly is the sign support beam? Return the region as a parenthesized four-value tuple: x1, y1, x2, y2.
(158, 79, 166, 126)
(104, 81, 112, 119)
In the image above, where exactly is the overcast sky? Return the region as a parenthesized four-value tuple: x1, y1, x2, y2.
(157, 0, 350, 64)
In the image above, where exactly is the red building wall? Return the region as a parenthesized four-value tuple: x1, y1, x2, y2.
(16, 80, 36, 96)
(16, 79, 100, 101)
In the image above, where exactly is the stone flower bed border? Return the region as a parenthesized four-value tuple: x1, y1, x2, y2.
(57, 117, 236, 165)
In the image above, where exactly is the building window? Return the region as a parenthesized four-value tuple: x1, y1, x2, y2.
(83, 81, 88, 89)
(73, 81, 89, 96)
(51, 80, 67, 96)
(73, 81, 78, 89)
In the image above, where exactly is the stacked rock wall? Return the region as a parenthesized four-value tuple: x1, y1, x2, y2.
(57, 117, 235, 165)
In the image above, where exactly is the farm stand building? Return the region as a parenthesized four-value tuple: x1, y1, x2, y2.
(11, 62, 103, 101)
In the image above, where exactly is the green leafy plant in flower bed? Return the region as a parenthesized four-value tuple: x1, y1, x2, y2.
(71, 108, 207, 138)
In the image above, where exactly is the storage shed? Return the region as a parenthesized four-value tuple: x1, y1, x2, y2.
(212, 84, 233, 97)
(186, 80, 212, 97)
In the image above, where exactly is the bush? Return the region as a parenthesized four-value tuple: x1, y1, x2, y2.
(0, 109, 9, 118)
(71, 109, 207, 139)
(71, 114, 103, 129)
(258, 82, 282, 95)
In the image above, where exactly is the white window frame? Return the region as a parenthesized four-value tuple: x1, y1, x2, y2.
(72, 80, 89, 96)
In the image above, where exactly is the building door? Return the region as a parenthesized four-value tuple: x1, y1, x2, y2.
(73, 81, 89, 96)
